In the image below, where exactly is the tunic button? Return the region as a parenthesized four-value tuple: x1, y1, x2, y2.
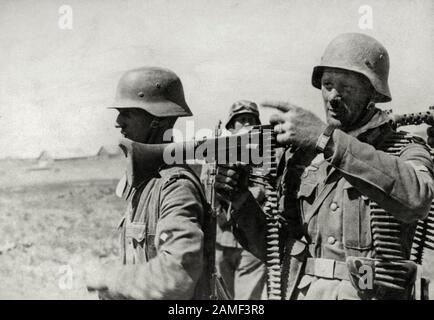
(327, 236, 336, 245)
(330, 202, 338, 211)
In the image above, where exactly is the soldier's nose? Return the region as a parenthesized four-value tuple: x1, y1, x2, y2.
(327, 88, 341, 102)
(116, 114, 125, 127)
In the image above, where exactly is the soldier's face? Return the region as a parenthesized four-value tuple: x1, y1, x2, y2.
(229, 114, 260, 133)
(321, 69, 375, 131)
(115, 108, 154, 143)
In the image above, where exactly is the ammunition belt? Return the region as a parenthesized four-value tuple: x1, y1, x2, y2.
(371, 130, 434, 291)
(412, 147, 434, 264)
(261, 128, 282, 300)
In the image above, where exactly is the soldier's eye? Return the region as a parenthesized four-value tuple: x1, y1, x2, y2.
(323, 82, 333, 90)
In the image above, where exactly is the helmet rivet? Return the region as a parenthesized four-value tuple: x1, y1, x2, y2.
(138, 92, 145, 98)
(156, 83, 161, 89)
(379, 54, 384, 59)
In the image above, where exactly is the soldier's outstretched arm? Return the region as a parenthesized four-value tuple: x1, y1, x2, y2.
(264, 101, 434, 223)
(89, 177, 205, 300)
(324, 129, 434, 223)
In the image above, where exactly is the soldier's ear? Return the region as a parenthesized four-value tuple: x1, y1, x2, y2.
(365, 88, 376, 109)
(150, 118, 160, 128)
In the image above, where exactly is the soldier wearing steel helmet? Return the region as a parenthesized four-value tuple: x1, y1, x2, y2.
(85, 67, 209, 299)
(225, 100, 261, 132)
(201, 100, 267, 299)
(214, 33, 434, 299)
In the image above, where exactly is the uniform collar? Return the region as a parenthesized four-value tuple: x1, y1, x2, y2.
(347, 106, 390, 138)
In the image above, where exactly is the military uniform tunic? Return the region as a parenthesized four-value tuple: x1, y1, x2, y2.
(105, 165, 206, 300)
(232, 109, 434, 299)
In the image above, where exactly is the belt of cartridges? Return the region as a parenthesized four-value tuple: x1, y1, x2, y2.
(258, 128, 282, 300)
(371, 131, 434, 290)
(413, 146, 434, 264)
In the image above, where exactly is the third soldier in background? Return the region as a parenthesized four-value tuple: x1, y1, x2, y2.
(201, 100, 267, 299)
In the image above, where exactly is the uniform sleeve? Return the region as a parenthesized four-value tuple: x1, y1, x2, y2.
(107, 177, 204, 299)
(325, 129, 434, 222)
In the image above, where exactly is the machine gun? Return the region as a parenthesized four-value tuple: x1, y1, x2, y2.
(386, 106, 434, 127)
(119, 125, 274, 187)
(119, 124, 284, 300)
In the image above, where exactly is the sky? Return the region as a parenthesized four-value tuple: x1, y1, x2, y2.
(0, 0, 433, 158)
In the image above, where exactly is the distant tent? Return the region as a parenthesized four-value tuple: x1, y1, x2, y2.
(50, 148, 92, 161)
(94, 145, 121, 159)
(95, 146, 111, 159)
(36, 150, 53, 168)
(37, 150, 52, 162)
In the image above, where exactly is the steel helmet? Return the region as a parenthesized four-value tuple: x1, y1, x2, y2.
(112, 67, 192, 117)
(312, 33, 391, 103)
(225, 100, 260, 130)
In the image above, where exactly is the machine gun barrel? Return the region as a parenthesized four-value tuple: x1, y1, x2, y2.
(388, 106, 434, 127)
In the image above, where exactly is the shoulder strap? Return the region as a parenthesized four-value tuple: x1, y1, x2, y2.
(164, 167, 209, 209)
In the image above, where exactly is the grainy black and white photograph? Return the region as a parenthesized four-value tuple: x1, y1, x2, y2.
(0, 0, 434, 305)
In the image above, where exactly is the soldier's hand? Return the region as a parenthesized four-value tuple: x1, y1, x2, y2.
(84, 261, 109, 293)
(214, 163, 249, 202)
(84, 262, 125, 300)
(262, 101, 327, 150)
